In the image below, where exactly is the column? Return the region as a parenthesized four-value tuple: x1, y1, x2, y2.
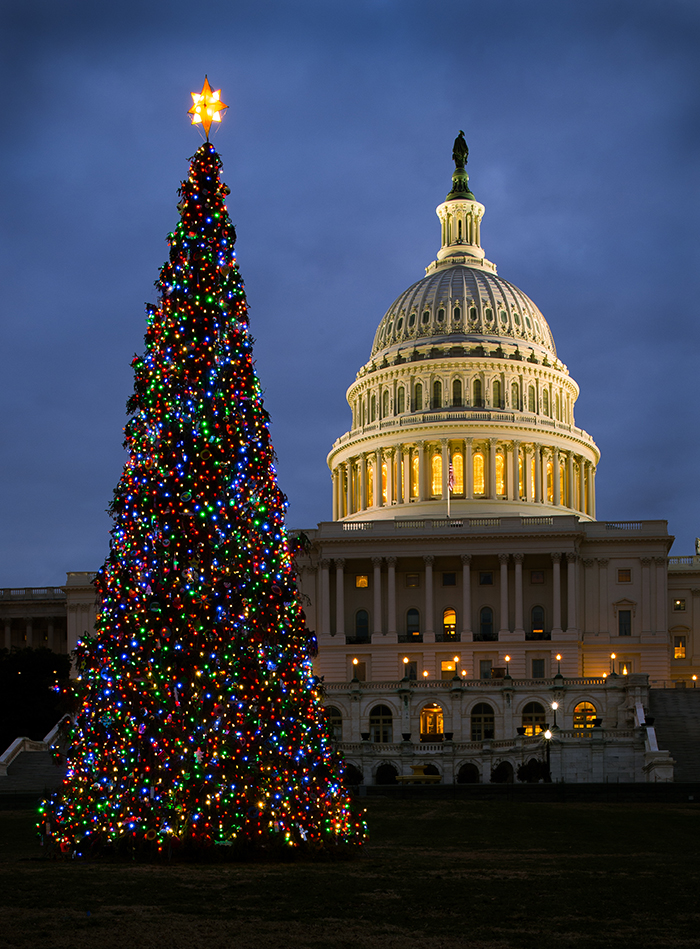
(47, 619, 55, 652)
(641, 557, 651, 633)
(534, 445, 542, 504)
(552, 447, 561, 507)
(335, 559, 345, 638)
(509, 442, 520, 501)
(387, 557, 397, 638)
(598, 558, 609, 634)
(566, 452, 574, 510)
(655, 556, 667, 634)
(578, 456, 586, 513)
(401, 448, 410, 505)
(375, 450, 383, 508)
(320, 559, 331, 636)
(360, 455, 367, 511)
(591, 467, 597, 518)
(551, 553, 563, 636)
(514, 553, 524, 634)
(4, 622, 10, 650)
(566, 552, 577, 632)
(424, 556, 434, 641)
(388, 449, 395, 505)
(345, 461, 352, 517)
(372, 557, 382, 636)
(461, 554, 472, 636)
(441, 438, 449, 500)
(488, 438, 498, 499)
(523, 445, 532, 503)
(499, 554, 509, 635)
(332, 469, 338, 520)
(396, 445, 403, 504)
(25, 618, 32, 648)
(465, 438, 474, 500)
(417, 441, 426, 501)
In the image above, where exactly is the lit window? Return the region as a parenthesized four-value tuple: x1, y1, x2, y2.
(618, 610, 632, 637)
(442, 608, 457, 640)
(431, 453, 442, 497)
(518, 452, 524, 498)
(411, 455, 419, 497)
(674, 599, 686, 611)
(674, 636, 687, 659)
(530, 455, 536, 499)
(366, 466, 374, 507)
(471, 703, 495, 740)
(479, 572, 493, 585)
(442, 573, 456, 587)
(406, 608, 421, 637)
(531, 606, 545, 637)
(382, 462, 388, 503)
(573, 702, 596, 728)
(496, 452, 505, 496)
(441, 660, 456, 679)
(473, 451, 485, 495)
(420, 703, 444, 739)
(559, 462, 565, 503)
(355, 575, 368, 588)
(522, 702, 546, 737)
(406, 574, 419, 588)
(452, 452, 464, 494)
(546, 460, 554, 503)
(618, 569, 631, 583)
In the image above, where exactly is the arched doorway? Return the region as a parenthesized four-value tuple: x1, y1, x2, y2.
(420, 703, 444, 741)
(457, 762, 480, 784)
(491, 761, 514, 784)
(521, 702, 546, 736)
(375, 763, 398, 785)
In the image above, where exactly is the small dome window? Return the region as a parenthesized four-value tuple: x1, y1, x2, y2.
(524, 315, 532, 331)
(513, 312, 521, 327)
(484, 308, 493, 322)
(387, 322, 393, 335)
(396, 317, 404, 331)
(500, 310, 508, 324)
(453, 306, 461, 321)
(422, 310, 430, 324)
(533, 319, 541, 335)
(469, 306, 478, 322)
(437, 308, 445, 322)
(408, 312, 416, 327)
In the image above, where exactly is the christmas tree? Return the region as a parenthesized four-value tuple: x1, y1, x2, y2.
(40, 83, 364, 857)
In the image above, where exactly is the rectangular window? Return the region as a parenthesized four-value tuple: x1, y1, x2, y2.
(674, 636, 687, 659)
(351, 660, 366, 681)
(479, 659, 493, 680)
(532, 659, 546, 679)
(674, 599, 686, 611)
(618, 569, 631, 583)
(618, 610, 632, 637)
(530, 570, 544, 584)
(479, 572, 493, 585)
(355, 575, 368, 588)
(402, 659, 418, 680)
(441, 660, 456, 679)
(442, 572, 456, 586)
(406, 573, 420, 588)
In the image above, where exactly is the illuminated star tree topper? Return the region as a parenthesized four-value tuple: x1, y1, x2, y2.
(188, 76, 228, 138)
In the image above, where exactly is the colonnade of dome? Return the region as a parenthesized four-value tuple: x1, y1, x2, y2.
(328, 148, 599, 520)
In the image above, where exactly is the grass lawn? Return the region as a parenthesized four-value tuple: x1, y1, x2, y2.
(1, 797, 698, 948)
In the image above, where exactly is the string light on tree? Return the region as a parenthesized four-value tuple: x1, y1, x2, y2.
(38, 82, 364, 858)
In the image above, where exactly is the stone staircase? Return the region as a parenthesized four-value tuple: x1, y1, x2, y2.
(648, 690, 700, 782)
(0, 719, 69, 798)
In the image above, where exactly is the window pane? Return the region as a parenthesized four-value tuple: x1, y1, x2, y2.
(414, 383, 422, 411)
(453, 453, 464, 494)
(532, 659, 545, 679)
(496, 452, 505, 496)
(411, 455, 419, 497)
(573, 702, 596, 728)
(431, 453, 442, 496)
(473, 452, 485, 495)
(355, 575, 368, 588)
(674, 636, 687, 659)
(618, 609, 632, 637)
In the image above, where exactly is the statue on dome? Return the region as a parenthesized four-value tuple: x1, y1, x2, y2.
(452, 130, 469, 169)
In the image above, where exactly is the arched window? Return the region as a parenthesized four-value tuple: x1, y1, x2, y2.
(559, 461, 565, 505)
(531, 606, 545, 638)
(355, 609, 369, 642)
(496, 452, 505, 496)
(342, 762, 364, 786)
(433, 380, 442, 408)
(420, 703, 444, 740)
(431, 452, 442, 497)
(408, 312, 416, 327)
(325, 706, 343, 741)
(573, 702, 597, 728)
(528, 385, 536, 413)
(471, 703, 495, 740)
(437, 307, 445, 322)
(443, 608, 457, 640)
(543, 390, 549, 416)
(411, 454, 419, 498)
(530, 455, 536, 500)
(473, 451, 485, 495)
(375, 762, 398, 784)
(469, 306, 477, 321)
(371, 394, 377, 422)
(382, 390, 390, 418)
(522, 702, 546, 737)
(452, 452, 464, 494)
(518, 452, 524, 498)
(473, 378, 483, 407)
(511, 381, 519, 410)
(406, 608, 420, 639)
(493, 380, 502, 408)
(369, 704, 393, 743)
(397, 387, 405, 414)
(453, 306, 461, 321)
(478, 606, 494, 641)
(422, 310, 430, 324)
(414, 383, 423, 411)
(457, 762, 480, 783)
(367, 464, 374, 507)
(546, 460, 553, 503)
(382, 462, 388, 504)
(452, 379, 462, 406)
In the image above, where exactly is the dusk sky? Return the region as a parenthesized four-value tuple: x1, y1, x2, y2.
(0, 0, 698, 586)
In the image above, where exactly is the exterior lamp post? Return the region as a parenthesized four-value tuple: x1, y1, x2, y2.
(556, 653, 562, 675)
(423, 670, 429, 679)
(504, 655, 511, 676)
(543, 728, 553, 782)
(610, 652, 616, 675)
(453, 655, 461, 680)
(551, 701, 559, 729)
(352, 657, 359, 682)
(402, 656, 410, 680)
(693, 675, 697, 688)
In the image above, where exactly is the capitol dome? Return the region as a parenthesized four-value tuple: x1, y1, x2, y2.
(328, 140, 599, 523)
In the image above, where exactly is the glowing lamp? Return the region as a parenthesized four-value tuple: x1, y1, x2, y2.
(422, 670, 429, 678)
(544, 729, 552, 740)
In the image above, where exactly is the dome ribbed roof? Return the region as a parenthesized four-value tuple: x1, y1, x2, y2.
(370, 265, 556, 360)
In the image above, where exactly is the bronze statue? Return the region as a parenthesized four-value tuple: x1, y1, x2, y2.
(452, 130, 469, 169)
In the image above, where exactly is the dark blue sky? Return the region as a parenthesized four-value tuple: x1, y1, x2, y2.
(0, 0, 698, 585)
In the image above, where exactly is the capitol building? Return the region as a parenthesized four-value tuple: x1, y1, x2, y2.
(2, 138, 699, 787)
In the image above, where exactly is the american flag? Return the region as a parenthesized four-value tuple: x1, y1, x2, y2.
(448, 459, 455, 493)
